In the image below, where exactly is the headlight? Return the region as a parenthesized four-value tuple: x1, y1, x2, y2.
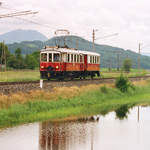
(41, 66, 44, 68)
(56, 66, 59, 69)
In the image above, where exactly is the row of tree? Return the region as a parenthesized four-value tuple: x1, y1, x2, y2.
(0, 42, 40, 70)
(0, 42, 132, 71)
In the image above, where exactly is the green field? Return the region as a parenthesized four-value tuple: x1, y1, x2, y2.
(0, 69, 149, 82)
(100, 68, 148, 78)
(0, 81, 150, 129)
(0, 70, 40, 82)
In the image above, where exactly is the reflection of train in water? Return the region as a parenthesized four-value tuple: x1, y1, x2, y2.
(40, 46, 100, 80)
(39, 117, 99, 150)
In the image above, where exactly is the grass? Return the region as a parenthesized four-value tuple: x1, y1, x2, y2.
(0, 70, 40, 82)
(0, 69, 149, 82)
(1, 80, 150, 128)
(100, 68, 148, 78)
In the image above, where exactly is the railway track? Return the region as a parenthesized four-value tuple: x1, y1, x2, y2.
(0, 75, 150, 95)
(0, 75, 150, 85)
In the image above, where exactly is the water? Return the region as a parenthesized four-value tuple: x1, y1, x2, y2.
(0, 106, 150, 150)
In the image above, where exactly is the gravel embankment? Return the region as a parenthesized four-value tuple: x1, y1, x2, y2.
(0, 76, 149, 95)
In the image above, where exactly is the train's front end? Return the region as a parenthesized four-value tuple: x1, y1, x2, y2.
(40, 46, 61, 80)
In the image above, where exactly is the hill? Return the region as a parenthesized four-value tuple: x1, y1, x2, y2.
(6, 35, 150, 69)
(0, 29, 48, 44)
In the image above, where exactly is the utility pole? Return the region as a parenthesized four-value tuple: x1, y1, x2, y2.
(115, 51, 122, 71)
(0, 41, 6, 72)
(138, 43, 141, 72)
(4, 41, 6, 72)
(76, 38, 79, 49)
(92, 29, 95, 52)
(92, 29, 98, 52)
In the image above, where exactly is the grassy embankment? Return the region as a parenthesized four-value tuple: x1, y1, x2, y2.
(0, 79, 150, 128)
(0, 69, 148, 82)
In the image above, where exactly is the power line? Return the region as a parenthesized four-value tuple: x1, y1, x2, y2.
(0, 5, 56, 30)
(95, 33, 119, 40)
(0, 10, 38, 19)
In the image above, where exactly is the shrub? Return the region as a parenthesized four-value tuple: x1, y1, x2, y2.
(123, 58, 132, 72)
(115, 74, 130, 92)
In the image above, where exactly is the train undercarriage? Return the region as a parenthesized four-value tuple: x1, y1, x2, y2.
(40, 71, 100, 80)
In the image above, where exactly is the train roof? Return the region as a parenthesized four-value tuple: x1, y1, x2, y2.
(41, 46, 100, 56)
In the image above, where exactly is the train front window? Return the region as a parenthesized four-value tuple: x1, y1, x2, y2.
(41, 53, 47, 62)
(54, 53, 60, 62)
(49, 53, 52, 62)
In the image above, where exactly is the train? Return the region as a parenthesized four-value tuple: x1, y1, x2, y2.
(40, 46, 100, 80)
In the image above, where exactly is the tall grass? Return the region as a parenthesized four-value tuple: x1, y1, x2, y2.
(0, 83, 113, 109)
(0, 81, 150, 128)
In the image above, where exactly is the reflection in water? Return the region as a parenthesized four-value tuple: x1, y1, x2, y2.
(39, 117, 99, 150)
(115, 104, 130, 120)
(0, 107, 150, 150)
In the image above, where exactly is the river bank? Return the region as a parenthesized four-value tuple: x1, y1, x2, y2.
(0, 79, 150, 129)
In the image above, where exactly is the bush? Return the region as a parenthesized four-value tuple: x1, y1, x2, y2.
(123, 58, 132, 72)
(115, 74, 131, 92)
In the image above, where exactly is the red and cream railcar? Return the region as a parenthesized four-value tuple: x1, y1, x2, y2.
(40, 46, 100, 80)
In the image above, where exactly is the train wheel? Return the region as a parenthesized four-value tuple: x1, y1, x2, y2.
(71, 77, 74, 80)
(58, 77, 64, 81)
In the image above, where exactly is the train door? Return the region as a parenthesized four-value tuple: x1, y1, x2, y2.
(61, 53, 67, 71)
(84, 55, 87, 71)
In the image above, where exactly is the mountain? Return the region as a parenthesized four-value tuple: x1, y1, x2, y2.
(6, 35, 150, 69)
(0, 29, 48, 43)
(142, 53, 150, 57)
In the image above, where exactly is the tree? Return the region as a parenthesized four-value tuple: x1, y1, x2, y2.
(15, 48, 22, 59)
(14, 48, 26, 69)
(30, 51, 40, 67)
(123, 58, 132, 72)
(25, 54, 37, 69)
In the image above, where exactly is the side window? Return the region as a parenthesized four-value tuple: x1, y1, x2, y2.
(96, 56, 97, 64)
(98, 56, 100, 64)
(68, 54, 70, 62)
(87, 55, 90, 64)
(54, 53, 60, 62)
(90, 56, 92, 64)
(41, 53, 47, 62)
(49, 53, 52, 62)
(71, 54, 73, 62)
(77, 55, 79, 63)
(80, 55, 82, 63)
(75, 55, 77, 63)
(93, 56, 94, 64)
(62, 53, 67, 62)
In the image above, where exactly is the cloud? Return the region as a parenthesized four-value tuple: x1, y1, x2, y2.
(0, 0, 150, 51)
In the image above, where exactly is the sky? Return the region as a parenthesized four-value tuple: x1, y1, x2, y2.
(0, 0, 150, 53)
